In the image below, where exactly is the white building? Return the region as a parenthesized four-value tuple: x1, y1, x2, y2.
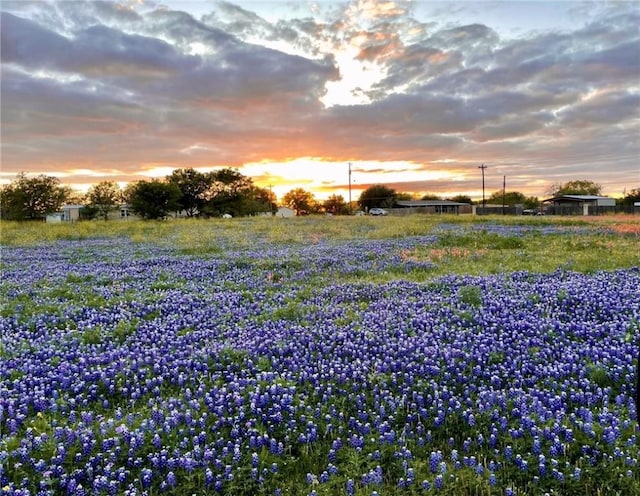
(276, 206, 295, 218)
(46, 205, 83, 223)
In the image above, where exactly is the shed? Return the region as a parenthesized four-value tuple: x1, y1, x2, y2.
(276, 206, 295, 218)
(542, 195, 616, 215)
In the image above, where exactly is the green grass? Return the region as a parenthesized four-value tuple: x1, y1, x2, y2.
(2, 214, 637, 264)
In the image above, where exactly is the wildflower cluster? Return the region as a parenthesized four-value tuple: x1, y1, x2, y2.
(1, 226, 638, 495)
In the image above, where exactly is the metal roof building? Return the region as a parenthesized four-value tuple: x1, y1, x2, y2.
(542, 195, 616, 215)
(392, 200, 472, 215)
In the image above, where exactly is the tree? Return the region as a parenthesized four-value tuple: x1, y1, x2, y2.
(421, 193, 442, 201)
(124, 180, 181, 220)
(486, 190, 542, 209)
(620, 188, 640, 207)
(522, 196, 540, 210)
(487, 190, 527, 206)
(282, 188, 316, 216)
(0, 172, 70, 220)
(237, 186, 277, 216)
(247, 186, 277, 215)
(547, 180, 602, 197)
(167, 168, 213, 217)
(486, 190, 540, 210)
(449, 194, 472, 204)
(358, 185, 396, 211)
(323, 194, 348, 215)
(86, 181, 121, 220)
(396, 192, 414, 201)
(203, 168, 254, 217)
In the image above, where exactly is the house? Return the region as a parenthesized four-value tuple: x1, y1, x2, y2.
(391, 200, 472, 215)
(45, 205, 83, 223)
(106, 204, 140, 221)
(542, 195, 616, 215)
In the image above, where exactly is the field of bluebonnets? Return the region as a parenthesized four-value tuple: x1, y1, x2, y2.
(1, 215, 639, 496)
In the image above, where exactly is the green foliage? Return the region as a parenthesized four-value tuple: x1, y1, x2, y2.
(449, 194, 472, 204)
(282, 188, 318, 216)
(487, 190, 527, 205)
(85, 181, 122, 220)
(548, 179, 602, 197)
(255, 356, 272, 372)
(421, 193, 443, 200)
(620, 188, 640, 207)
(436, 231, 524, 250)
(176, 327, 194, 337)
(167, 168, 212, 217)
(218, 346, 250, 366)
(203, 168, 267, 217)
(323, 194, 349, 215)
(80, 326, 102, 345)
(125, 179, 182, 220)
(458, 285, 483, 307)
(0, 172, 71, 220)
(113, 319, 139, 343)
(65, 273, 93, 283)
(624, 320, 639, 344)
(488, 351, 505, 365)
(358, 184, 397, 210)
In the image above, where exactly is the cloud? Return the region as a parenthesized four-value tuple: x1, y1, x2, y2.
(558, 90, 640, 128)
(1, 0, 638, 198)
(1, 11, 198, 80)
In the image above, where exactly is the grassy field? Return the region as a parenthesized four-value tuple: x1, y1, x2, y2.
(1, 214, 639, 496)
(2, 214, 639, 276)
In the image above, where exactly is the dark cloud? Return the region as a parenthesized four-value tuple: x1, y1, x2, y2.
(1, 11, 198, 79)
(558, 91, 640, 128)
(1, 12, 70, 67)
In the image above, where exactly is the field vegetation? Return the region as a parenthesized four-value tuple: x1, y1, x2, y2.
(1, 214, 639, 495)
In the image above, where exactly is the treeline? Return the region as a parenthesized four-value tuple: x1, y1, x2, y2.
(1, 170, 638, 221)
(0, 169, 278, 221)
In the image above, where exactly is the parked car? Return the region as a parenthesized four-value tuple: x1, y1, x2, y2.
(369, 208, 388, 216)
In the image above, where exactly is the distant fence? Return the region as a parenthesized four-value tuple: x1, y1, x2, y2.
(386, 204, 638, 216)
(545, 205, 635, 216)
(389, 206, 473, 216)
(474, 206, 523, 216)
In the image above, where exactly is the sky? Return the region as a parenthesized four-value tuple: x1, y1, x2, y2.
(1, 0, 639, 202)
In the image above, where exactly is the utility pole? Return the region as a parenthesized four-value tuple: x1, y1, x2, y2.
(502, 175, 506, 215)
(348, 162, 352, 215)
(478, 164, 487, 215)
(269, 184, 274, 216)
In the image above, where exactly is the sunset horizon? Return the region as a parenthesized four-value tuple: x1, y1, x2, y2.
(2, 0, 638, 202)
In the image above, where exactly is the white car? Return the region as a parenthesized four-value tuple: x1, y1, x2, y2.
(368, 208, 388, 216)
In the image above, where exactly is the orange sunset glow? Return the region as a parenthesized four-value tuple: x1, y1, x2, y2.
(1, 0, 638, 201)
